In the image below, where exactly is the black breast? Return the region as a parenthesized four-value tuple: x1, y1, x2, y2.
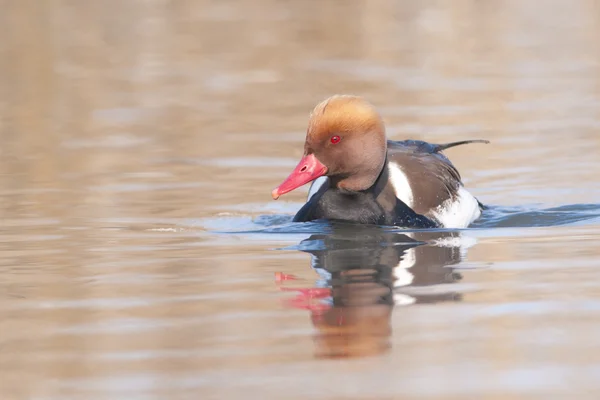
(294, 189, 390, 225)
(293, 165, 438, 228)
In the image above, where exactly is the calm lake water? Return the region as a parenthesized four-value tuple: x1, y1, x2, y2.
(2, 1, 600, 399)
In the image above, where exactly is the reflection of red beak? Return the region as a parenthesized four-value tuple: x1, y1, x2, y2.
(272, 154, 327, 200)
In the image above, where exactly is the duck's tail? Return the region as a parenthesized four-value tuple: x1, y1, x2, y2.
(434, 139, 490, 152)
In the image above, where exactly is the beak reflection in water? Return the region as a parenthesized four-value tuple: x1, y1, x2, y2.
(276, 223, 472, 359)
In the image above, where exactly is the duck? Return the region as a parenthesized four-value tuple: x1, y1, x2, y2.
(271, 95, 488, 229)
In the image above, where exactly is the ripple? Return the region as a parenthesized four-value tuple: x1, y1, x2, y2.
(200, 202, 600, 235)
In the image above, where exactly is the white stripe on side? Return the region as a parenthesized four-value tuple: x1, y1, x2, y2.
(388, 162, 414, 208)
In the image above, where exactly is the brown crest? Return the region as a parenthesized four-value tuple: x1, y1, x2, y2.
(306, 95, 385, 144)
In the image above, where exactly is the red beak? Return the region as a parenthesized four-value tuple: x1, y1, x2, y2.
(272, 154, 327, 200)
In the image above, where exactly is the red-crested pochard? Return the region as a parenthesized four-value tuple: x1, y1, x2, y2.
(271, 95, 488, 228)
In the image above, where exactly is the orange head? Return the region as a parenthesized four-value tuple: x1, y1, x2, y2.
(272, 95, 387, 199)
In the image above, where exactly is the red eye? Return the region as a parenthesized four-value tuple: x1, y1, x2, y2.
(330, 135, 341, 144)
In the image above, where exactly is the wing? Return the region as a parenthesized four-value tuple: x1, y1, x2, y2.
(386, 139, 486, 215)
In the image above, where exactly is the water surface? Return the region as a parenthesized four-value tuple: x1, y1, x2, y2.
(1, 1, 600, 399)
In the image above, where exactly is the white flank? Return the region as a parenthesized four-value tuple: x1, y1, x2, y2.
(307, 176, 328, 201)
(388, 162, 414, 208)
(430, 186, 481, 229)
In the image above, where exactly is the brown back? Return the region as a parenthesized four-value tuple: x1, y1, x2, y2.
(387, 140, 463, 215)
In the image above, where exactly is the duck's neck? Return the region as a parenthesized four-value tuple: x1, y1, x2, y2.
(330, 157, 389, 194)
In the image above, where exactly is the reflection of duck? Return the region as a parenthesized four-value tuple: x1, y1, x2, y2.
(277, 223, 472, 358)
